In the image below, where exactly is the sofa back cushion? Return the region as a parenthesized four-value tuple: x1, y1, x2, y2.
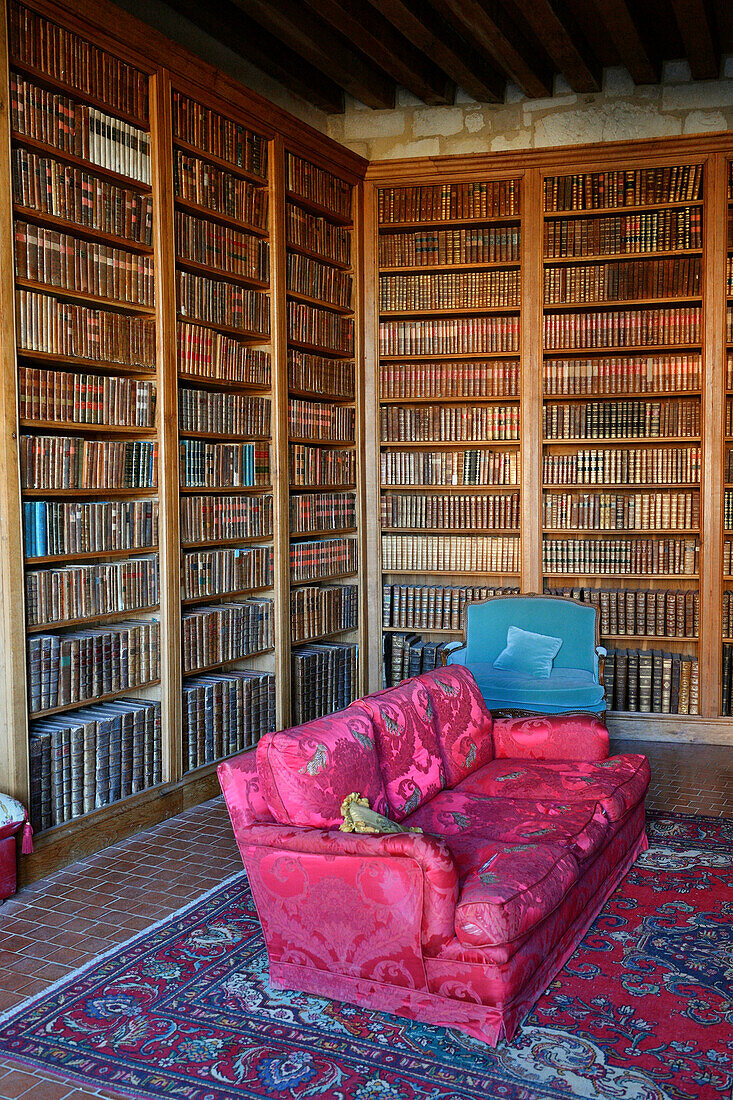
(256, 709, 388, 828)
(353, 678, 445, 821)
(420, 666, 494, 786)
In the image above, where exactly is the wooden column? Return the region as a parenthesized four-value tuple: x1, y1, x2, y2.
(520, 167, 544, 594)
(269, 135, 291, 729)
(352, 181, 370, 697)
(0, 0, 29, 803)
(361, 179, 382, 692)
(149, 69, 182, 782)
(699, 152, 727, 717)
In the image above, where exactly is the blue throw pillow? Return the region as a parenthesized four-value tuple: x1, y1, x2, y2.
(493, 625, 563, 679)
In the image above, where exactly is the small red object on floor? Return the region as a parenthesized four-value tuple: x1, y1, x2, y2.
(0, 794, 33, 901)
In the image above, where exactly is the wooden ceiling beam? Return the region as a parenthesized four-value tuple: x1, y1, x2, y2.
(230, 0, 396, 109)
(430, 0, 555, 98)
(668, 0, 720, 79)
(587, 0, 661, 83)
(164, 0, 345, 113)
(300, 0, 455, 106)
(366, 0, 505, 102)
(510, 0, 602, 92)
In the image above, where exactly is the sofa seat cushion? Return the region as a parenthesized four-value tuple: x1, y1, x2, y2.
(466, 664, 607, 712)
(404, 789, 610, 864)
(353, 678, 446, 820)
(256, 709, 388, 828)
(456, 754, 650, 823)
(453, 837, 580, 948)
(420, 666, 494, 786)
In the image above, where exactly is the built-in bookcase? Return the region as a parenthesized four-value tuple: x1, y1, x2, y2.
(722, 160, 733, 714)
(284, 150, 360, 722)
(375, 179, 523, 686)
(172, 89, 277, 772)
(541, 164, 704, 716)
(0, 0, 367, 882)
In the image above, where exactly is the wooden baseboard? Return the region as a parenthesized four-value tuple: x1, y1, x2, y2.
(607, 713, 733, 745)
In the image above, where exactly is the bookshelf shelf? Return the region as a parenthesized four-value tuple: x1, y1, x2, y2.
(18, 350, 155, 376)
(179, 430, 270, 442)
(11, 132, 153, 191)
(380, 260, 521, 274)
(287, 290, 353, 316)
(382, 527, 519, 535)
(13, 205, 154, 255)
(543, 389, 702, 401)
(30, 678, 162, 720)
(8, 57, 150, 128)
(543, 482, 698, 489)
(180, 585, 273, 606)
(24, 546, 158, 566)
(183, 648, 275, 677)
(379, 394, 519, 405)
(178, 484, 272, 494)
(380, 439, 520, 448)
(543, 199, 704, 218)
(381, 483, 519, 492)
(286, 240, 351, 271)
(290, 570, 358, 587)
(19, 419, 155, 435)
(543, 528, 701, 536)
(287, 386, 355, 403)
(604, 634, 698, 642)
(22, 487, 158, 498)
(173, 138, 267, 186)
(542, 572, 699, 580)
(291, 625, 358, 645)
(291, 482, 357, 492)
(175, 314, 270, 343)
(175, 255, 269, 291)
(181, 536, 273, 549)
(290, 527, 356, 539)
(286, 189, 351, 225)
(378, 214, 520, 232)
(26, 603, 160, 633)
(380, 304, 520, 319)
(289, 435, 355, 447)
(543, 343, 702, 357)
(544, 294, 702, 311)
(178, 372, 269, 393)
(380, 351, 519, 362)
(381, 569, 522, 577)
(286, 338, 352, 358)
(544, 248, 703, 264)
(383, 625, 462, 635)
(15, 276, 155, 315)
(173, 196, 268, 238)
(542, 435, 701, 445)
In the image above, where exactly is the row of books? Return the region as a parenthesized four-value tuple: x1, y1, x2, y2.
(175, 210, 270, 283)
(379, 226, 520, 267)
(178, 322, 270, 387)
(26, 554, 158, 627)
(381, 492, 520, 531)
(291, 642, 358, 724)
(172, 92, 267, 179)
(179, 440, 270, 488)
(382, 534, 519, 574)
(18, 367, 156, 427)
(12, 148, 154, 245)
(379, 317, 519, 356)
(543, 491, 699, 531)
(379, 270, 520, 312)
(181, 546, 273, 600)
(543, 399, 700, 440)
(21, 435, 157, 489)
(11, 74, 152, 185)
(543, 307, 701, 349)
(287, 254, 353, 309)
(181, 599, 274, 673)
(177, 272, 270, 337)
(380, 361, 520, 399)
(722, 400, 733, 437)
(290, 444, 356, 486)
(289, 399, 355, 442)
(29, 699, 161, 832)
(178, 388, 271, 438)
(10, 1, 149, 121)
(720, 645, 733, 715)
(28, 619, 159, 714)
(286, 203, 351, 266)
(288, 350, 354, 399)
(288, 301, 354, 354)
(18, 288, 156, 367)
(377, 182, 520, 224)
(724, 594, 733, 639)
(23, 498, 158, 559)
(180, 493, 272, 544)
(287, 154, 351, 219)
(543, 257, 700, 305)
(543, 354, 701, 395)
(542, 447, 701, 485)
(382, 584, 518, 632)
(291, 537, 357, 582)
(722, 490, 733, 530)
(381, 449, 519, 486)
(718, 538, 733, 575)
(15, 220, 155, 306)
(543, 208, 702, 257)
(290, 492, 355, 534)
(182, 670, 275, 771)
(385, 632, 452, 687)
(174, 150, 268, 229)
(604, 648, 699, 714)
(544, 167, 703, 212)
(291, 584, 358, 644)
(545, 585, 699, 638)
(542, 537, 698, 575)
(726, 256, 733, 296)
(380, 405, 519, 443)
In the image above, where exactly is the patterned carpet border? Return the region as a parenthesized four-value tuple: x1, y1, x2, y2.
(0, 810, 729, 1100)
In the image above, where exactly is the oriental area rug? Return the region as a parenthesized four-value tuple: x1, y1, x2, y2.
(0, 813, 730, 1100)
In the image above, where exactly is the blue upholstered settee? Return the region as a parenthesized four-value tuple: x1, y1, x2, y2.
(444, 594, 607, 714)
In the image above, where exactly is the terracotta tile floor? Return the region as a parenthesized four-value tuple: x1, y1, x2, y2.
(0, 738, 730, 1100)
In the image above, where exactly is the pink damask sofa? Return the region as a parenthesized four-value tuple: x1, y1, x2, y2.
(219, 666, 649, 1045)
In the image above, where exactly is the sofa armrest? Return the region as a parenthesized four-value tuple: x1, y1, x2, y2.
(492, 711, 610, 762)
(441, 640, 466, 666)
(238, 823, 459, 957)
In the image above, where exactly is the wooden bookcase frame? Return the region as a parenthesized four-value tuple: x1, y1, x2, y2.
(0, 0, 367, 884)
